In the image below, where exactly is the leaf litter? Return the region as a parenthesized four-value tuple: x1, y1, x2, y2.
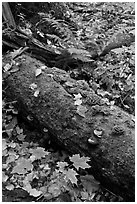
(2, 1, 132, 202)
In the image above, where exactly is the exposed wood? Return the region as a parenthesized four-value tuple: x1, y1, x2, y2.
(2, 2, 16, 29)
(3, 54, 135, 201)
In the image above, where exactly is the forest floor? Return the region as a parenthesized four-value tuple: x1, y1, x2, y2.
(2, 2, 135, 202)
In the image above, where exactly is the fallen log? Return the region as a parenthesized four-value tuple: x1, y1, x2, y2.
(3, 54, 135, 201)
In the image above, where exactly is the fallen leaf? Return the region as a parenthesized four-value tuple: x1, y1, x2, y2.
(88, 137, 99, 146)
(2, 149, 8, 157)
(30, 155, 36, 162)
(47, 74, 54, 78)
(65, 81, 74, 87)
(2, 172, 8, 182)
(9, 142, 16, 148)
(35, 68, 42, 77)
(74, 93, 82, 100)
(16, 126, 23, 134)
(2, 139, 7, 151)
(81, 191, 89, 200)
(6, 155, 16, 164)
(17, 133, 26, 141)
(40, 65, 47, 70)
(74, 99, 82, 106)
(27, 115, 34, 121)
(48, 183, 61, 197)
(5, 117, 18, 131)
(29, 188, 42, 197)
(34, 89, 40, 97)
(3, 63, 12, 72)
(123, 104, 130, 109)
(6, 184, 14, 191)
(29, 147, 49, 160)
(69, 154, 90, 170)
(43, 164, 50, 170)
(10, 67, 19, 73)
(93, 130, 103, 138)
(23, 181, 42, 197)
(76, 105, 87, 117)
(65, 169, 78, 185)
(12, 158, 33, 174)
(57, 161, 68, 172)
(47, 39, 52, 45)
(29, 83, 37, 90)
(5, 129, 12, 137)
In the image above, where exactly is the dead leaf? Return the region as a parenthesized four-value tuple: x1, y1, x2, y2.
(12, 158, 33, 174)
(69, 154, 90, 170)
(9, 142, 16, 148)
(65, 81, 74, 87)
(16, 126, 23, 134)
(34, 89, 40, 97)
(2, 172, 8, 182)
(29, 83, 37, 90)
(17, 133, 26, 141)
(76, 105, 87, 117)
(6, 184, 14, 191)
(40, 65, 47, 70)
(81, 191, 89, 200)
(2, 139, 7, 151)
(10, 67, 19, 73)
(29, 147, 49, 160)
(6, 155, 16, 164)
(3, 63, 12, 72)
(65, 169, 78, 185)
(5, 117, 18, 131)
(57, 161, 68, 172)
(29, 188, 42, 197)
(74, 99, 82, 106)
(35, 68, 42, 77)
(48, 183, 61, 197)
(23, 181, 42, 197)
(74, 93, 82, 100)
(93, 129, 103, 138)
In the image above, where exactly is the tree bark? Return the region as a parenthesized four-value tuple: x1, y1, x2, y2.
(3, 54, 135, 201)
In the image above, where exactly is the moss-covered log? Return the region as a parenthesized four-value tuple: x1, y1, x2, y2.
(3, 54, 135, 201)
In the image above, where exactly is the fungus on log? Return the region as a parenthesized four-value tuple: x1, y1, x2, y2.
(3, 54, 135, 201)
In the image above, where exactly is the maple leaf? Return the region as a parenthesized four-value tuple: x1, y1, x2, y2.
(48, 183, 61, 197)
(56, 161, 68, 172)
(64, 169, 78, 185)
(69, 154, 90, 170)
(12, 158, 33, 174)
(29, 147, 49, 160)
(74, 99, 82, 106)
(74, 93, 82, 100)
